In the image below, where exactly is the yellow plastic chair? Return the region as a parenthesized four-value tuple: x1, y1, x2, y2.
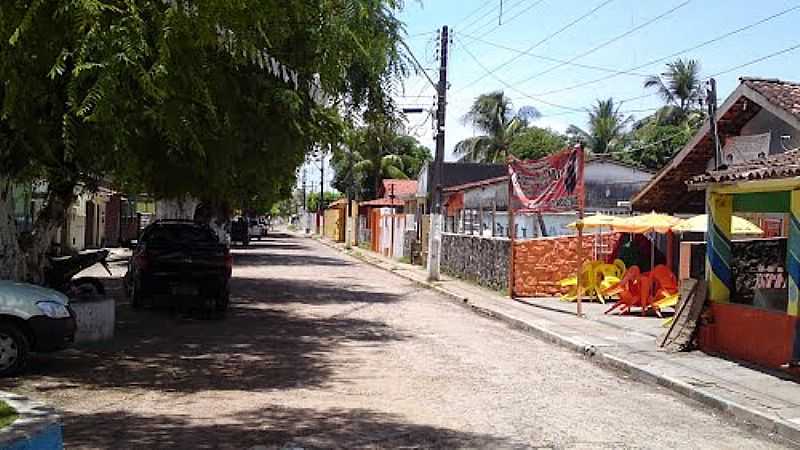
(560, 260, 626, 304)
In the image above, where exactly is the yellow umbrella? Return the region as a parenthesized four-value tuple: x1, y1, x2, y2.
(612, 212, 683, 234)
(567, 214, 624, 260)
(612, 212, 683, 271)
(567, 213, 624, 230)
(672, 214, 763, 235)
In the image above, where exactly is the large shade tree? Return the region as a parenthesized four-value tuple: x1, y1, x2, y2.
(454, 91, 540, 163)
(567, 98, 631, 154)
(0, 0, 408, 281)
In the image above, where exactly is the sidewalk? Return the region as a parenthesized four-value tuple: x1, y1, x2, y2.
(314, 236, 800, 445)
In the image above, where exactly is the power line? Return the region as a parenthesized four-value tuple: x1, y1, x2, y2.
(469, 0, 542, 38)
(459, 32, 650, 78)
(459, 0, 507, 35)
(454, 1, 497, 29)
(609, 127, 693, 155)
(455, 36, 663, 119)
(709, 42, 800, 77)
(528, 4, 800, 97)
(512, 0, 692, 87)
(455, 35, 594, 113)
(453, 0, 618, 94)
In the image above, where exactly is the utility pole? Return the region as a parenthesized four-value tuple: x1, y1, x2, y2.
(426, 25, 449, 281)
(433, 25, 449, 214)
(389, 184, 396, 257)
(318, 149, 325, 234)
(302, 166, 309, 234)
(707, 78, 722, 169)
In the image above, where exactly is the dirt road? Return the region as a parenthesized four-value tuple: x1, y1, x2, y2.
(0, 234, 790, 449)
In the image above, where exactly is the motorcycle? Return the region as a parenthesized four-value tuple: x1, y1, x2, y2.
(45, 249, 113, 299)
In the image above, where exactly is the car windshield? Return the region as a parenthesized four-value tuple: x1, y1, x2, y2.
(144, 225, 217, 245)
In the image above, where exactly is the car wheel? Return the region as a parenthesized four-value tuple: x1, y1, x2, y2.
(130, 281, 144, 309)
(216, 289, 230, 312)
(0, 323, 30, 377)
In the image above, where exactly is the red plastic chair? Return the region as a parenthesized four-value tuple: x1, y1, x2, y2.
(647, 264, 679, 317)
(604, 266, 642, 315)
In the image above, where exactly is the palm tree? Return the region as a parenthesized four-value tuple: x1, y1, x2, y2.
(332, 126, 431, 199)
(644, 58, 703, 122)
(567, 98, 631, 154)
(454, 91, 540, 163)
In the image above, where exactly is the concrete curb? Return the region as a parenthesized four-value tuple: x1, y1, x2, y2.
(311, 235, 800, 446)
(0, 392, 63, 449)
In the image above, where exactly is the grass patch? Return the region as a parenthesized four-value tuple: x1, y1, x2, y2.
(0, 400, 18, 429)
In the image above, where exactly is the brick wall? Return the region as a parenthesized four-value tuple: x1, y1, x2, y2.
(513, 233, 622, 297)
(440, 233, 510, 291)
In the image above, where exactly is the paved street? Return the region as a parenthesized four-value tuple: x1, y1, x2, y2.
(0, 233, 791, 449)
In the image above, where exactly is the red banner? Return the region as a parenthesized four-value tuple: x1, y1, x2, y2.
(508, 146, 584, 213)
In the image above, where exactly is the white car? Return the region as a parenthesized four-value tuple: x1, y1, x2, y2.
(0, 281, 76, 376)
(248, 218, 265, 240)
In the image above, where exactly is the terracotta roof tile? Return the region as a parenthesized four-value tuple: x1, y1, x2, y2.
(687, 148, 800, 187)
(742, 77, 800, 122)
(381, 179, 417, 197)
(359, 197, 404, 207)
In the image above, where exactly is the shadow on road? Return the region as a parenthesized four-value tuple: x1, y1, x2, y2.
(233, 251, 352, 267)
(0, 276, 409, 394)
(63, 405, 511, 448)
(234, 277, 412, 306)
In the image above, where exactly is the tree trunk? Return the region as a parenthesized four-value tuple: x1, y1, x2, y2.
(0, 178, 22, 280)
(18, 182, 77, 284)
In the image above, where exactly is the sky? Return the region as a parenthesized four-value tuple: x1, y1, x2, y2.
(302, 0, 800, 193)
(397, 0, 800, 161)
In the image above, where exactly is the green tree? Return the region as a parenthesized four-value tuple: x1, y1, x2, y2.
(332, 125, 431, 200)
(508, 127, 567, 160)
(644, 58, 703, 125)
(454, 91, 540, 163)
(307, 191, 342, 213)
(621, 112, 703, 170)
(0, 0, 408, 281)
(567, 98, 631, 154)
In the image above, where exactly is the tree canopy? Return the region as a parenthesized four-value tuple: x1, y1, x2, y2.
(331, 124, 431, 200)
(454, 91, 540, 163)
(0, 0, 410, 281)
(508, 127, 567, 161)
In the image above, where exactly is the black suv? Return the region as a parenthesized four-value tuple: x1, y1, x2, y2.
(124, 220, 232, 313)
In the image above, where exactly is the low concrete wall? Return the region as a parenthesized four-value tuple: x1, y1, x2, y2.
(0, 392, 63, 450)
(440, 233, 510, 291)
(71, 298, 115, 343)
(514, 233, 622, 297)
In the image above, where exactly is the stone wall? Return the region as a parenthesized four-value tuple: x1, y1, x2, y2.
(513, 233, 622, 297)
(440, 233, 510, 291)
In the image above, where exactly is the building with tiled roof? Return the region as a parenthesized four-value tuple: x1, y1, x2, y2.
(632, 77, 800, 213)
(687, 148, 800, 188)
(379, 179, 418, 199)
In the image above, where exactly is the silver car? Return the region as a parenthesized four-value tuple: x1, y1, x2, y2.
(0, 281, 76, 376)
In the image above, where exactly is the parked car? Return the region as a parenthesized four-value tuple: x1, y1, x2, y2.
(124, 220, 232, 313)
(230, 217, 249, 246)
(248, 218, 264, 241)
(0, 281, 77, 376)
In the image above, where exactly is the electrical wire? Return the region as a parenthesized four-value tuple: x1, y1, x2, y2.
(527, 4, 800, 97)
(458, 0, 507, 35)
(512, 0, 693, 87)
(468, 0, 540, 38)
(455, 35, 670, 120)
(453, 0, 618, 94)
(708, 42, 800, 78)
(454, 1, 497, 30)
(458, 32, 650, 78)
